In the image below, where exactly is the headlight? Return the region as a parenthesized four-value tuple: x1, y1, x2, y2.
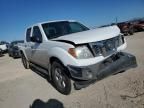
(68, 45, 93, 59)
(115, 35, 124, 47)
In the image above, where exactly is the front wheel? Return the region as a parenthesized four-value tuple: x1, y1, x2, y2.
(51, 61, 71, 95)
(21, 53, 29, 69)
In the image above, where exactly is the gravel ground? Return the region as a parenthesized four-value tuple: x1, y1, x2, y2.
(0, 32, 144, 108)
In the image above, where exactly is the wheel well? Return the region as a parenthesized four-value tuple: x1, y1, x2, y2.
(49, 57, 71, 78)
(19, 50, 24, 57)
(20, 50, 23, 55)
(50, 57, 63, 65)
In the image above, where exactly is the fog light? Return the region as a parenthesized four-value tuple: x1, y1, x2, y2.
(83, 68, 93, 79)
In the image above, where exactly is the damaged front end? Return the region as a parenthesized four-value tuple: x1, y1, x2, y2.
(67, 52, 137, 90)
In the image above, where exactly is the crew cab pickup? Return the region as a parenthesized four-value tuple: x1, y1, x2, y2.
(20, 20, 137, 95)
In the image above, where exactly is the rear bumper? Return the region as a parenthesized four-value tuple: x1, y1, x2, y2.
(12, 50, 21, 57)
(13, 52, 21, 57)
(67, 52, 137, 89)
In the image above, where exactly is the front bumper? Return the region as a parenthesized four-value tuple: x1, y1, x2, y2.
(67, 52, 137, 89)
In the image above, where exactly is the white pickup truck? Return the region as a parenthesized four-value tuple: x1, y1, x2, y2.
(20, 20, 137, 95)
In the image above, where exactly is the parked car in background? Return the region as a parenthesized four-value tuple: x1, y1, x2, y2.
(133, 20, 144, 32)
(117, 22, 134, 36)
(0, 41, 9, 54)
(8, 40, 24, 58)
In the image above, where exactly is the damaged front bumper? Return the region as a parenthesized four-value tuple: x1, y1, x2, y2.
(67, 52, 137, 89)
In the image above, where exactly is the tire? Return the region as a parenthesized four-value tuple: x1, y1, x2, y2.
(129, 28, 134, 35)
(51, 61, 72, 95)
(8, 53, 11, 57)
(129, 32, 133, 36)
(21, 53, 29, 69)
(9, 52, 13, 57)
(133, 28, 137, 33)
(13, 56, 16, 59)
(0, 49, 2, 56)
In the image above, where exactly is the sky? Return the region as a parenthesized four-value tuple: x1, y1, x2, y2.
(0, 0, 144, 42)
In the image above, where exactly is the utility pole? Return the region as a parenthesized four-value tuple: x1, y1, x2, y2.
(115, 17, 118, 24)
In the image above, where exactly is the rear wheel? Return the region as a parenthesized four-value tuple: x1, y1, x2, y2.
(21, 53, 29, 69)
(51, 61, 72, 95)
(8, 53, 11, 57)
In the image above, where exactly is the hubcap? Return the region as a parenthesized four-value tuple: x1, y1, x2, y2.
(55, 68, 66, 88)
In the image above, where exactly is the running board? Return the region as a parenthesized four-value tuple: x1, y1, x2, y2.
(30, 63, 49, 75)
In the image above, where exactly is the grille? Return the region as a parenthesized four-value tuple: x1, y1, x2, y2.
(91, 36, 124, 57)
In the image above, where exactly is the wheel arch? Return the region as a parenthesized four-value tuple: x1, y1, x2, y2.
(20, 50, 28, 60)
(49, 56, 71, 80)
(50, 57, 64, 66)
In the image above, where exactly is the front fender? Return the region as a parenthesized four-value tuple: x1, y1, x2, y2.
(48, 47, 77, 66)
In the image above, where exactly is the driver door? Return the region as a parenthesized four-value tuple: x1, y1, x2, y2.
(30, 26, 48, 68)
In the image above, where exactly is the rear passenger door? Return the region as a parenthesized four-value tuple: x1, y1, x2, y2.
(25, 28, 33, 60)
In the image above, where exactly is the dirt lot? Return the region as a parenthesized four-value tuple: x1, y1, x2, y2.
(0, 32, 144, 108)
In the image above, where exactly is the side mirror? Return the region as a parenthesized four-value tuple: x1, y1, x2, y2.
(31, 36, 42, 43)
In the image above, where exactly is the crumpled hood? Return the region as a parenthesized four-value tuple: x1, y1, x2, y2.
(53, 25, 120, 44)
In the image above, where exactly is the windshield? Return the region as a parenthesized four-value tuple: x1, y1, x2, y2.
(42, 21, 89, 39)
